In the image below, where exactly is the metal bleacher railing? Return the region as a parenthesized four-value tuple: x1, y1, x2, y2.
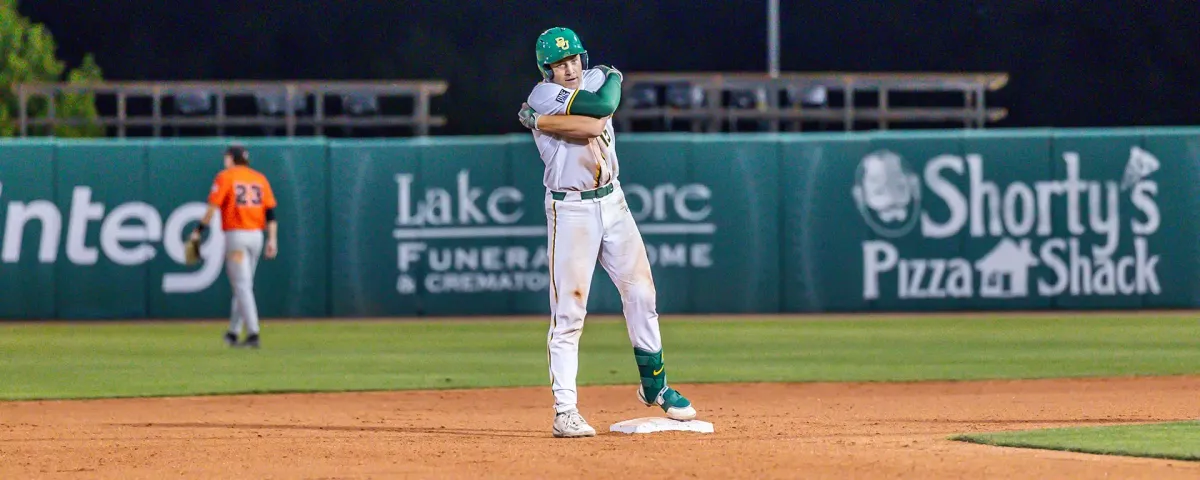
(10, 73, 1005, 138)
(12, 80, 448, 138)
(614, 72, 1009, 133)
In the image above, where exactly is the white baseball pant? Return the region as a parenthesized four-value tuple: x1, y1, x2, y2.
(225, 229, 264, 336)
(544, 182, 663, 414)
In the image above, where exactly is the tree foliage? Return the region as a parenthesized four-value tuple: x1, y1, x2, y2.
(0, 0, 104, 137)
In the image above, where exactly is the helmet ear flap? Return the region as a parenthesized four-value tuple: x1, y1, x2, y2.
(581, 53, 589, 70)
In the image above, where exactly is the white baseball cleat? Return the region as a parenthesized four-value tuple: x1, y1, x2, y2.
(638, 387, 698, 421)
(552, 409, 597, 438)
(666, 405, 698, 421)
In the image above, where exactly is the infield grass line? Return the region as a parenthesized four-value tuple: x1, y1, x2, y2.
(952, 421, 1200, 462)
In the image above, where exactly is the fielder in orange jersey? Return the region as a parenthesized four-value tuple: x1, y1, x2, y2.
(189, 144, 278, 349)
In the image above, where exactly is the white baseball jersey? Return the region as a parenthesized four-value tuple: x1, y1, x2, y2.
(526, 68, 619, 192)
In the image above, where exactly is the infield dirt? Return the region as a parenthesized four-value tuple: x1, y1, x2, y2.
(3, 376, 1200, 479)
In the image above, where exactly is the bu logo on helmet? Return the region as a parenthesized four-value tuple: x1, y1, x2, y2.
(556, 37, 569, 49)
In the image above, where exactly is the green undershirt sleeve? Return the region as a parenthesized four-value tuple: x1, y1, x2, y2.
(564, 74, 623, 118)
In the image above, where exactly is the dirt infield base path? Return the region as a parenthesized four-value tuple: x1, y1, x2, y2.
(3, 376, 1200, 479)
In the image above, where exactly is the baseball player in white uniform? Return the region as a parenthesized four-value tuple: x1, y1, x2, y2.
(518, 26, 697, 438)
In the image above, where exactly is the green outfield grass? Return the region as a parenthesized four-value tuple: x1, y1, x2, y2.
(953, 421, 1200, 461)
(2, 313, 1200, 400)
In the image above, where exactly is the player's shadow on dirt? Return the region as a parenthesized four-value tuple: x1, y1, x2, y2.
(117, 422, 542, 438)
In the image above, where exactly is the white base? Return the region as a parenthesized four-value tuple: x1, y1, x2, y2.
(609, 417, 714, 434)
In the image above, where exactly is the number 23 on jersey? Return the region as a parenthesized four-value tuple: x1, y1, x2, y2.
(209, 167, 277, 230)
(235, 183, 264, 206)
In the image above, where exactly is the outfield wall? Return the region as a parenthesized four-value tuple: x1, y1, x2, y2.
(1, 128, 1197, 319)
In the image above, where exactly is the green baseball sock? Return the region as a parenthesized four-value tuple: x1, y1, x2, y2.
(634, 348, 666, 402)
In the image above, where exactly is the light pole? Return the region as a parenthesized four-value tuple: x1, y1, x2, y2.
(768, 0, 779, 78)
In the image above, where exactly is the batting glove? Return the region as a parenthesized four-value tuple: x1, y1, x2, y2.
(596, 65, 623, 83)
(519, 103, 540, 130)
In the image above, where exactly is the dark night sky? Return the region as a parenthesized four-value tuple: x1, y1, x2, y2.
(16, 0, 1200, 135)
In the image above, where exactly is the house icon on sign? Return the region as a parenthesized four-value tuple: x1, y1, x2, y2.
(974, 238, 1039, 298)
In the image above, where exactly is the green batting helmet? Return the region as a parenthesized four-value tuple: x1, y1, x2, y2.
(535, 27, 588, 80)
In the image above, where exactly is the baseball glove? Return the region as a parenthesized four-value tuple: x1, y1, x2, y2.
(184, 237, 201, 266)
